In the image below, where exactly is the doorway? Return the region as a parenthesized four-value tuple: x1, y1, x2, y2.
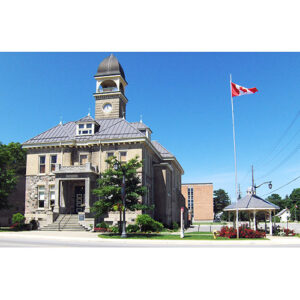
(74, 185, 85, 213)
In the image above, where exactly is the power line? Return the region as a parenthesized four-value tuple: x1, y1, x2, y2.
(253, 110, 300, 170)
(262, 175, 300, 197)
(257, 143, 300, 181)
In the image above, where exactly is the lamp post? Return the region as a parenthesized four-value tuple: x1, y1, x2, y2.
(113, 161, 127, 238)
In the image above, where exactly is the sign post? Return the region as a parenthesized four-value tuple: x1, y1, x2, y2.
(180, 207, 184, 238)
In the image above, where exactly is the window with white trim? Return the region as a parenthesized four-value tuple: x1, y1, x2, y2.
(188, 187, 194, 213)
(77, 123, 94, 135)
(50, 155, 57, 172)
(38, 186, 45, 208)
(49, 185, 55, 208)
(39, 156, 46, 173)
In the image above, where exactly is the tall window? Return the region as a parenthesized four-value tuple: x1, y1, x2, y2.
(38, 186, 45, 208)
(120, 151, 127, 163)
(39, 156, 46, 173)
(107, 152, 114, 168)
(188, 187, 194, 212)
(80, 155, 88, 165)
(49, 185, 55, 208)
(50, 155, 57, 172)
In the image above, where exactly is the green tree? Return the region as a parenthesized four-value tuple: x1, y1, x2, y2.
(266, 194, 285, 210)
(213, 189, 230, 214)
(0, 142, 26, 210)
(91, 156, 149, 225)
(289, 188, 300, 221)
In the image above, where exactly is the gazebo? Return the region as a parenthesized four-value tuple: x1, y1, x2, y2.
(223, 190, 280, 235)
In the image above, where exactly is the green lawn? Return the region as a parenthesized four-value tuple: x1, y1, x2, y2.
(98, 232, 268, 240)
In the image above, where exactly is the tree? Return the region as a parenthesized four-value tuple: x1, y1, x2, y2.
(91, 156, 149, 225)
(0, 142, 26, 210)
(266, 194, 285, 211)
(213, 189, 230, 214)
(289, 188, 300, 221)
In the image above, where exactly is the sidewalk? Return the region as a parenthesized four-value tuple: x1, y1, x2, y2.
(1, 231, 300, 246)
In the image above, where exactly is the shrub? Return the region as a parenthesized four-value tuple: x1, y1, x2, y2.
(127, 224, 139, 233)
(172, 222, 179, 231)
(110, 226, 119, 234)
(136, 214, 164, 232)
(218, 225, 266, 239)
(96, 222, 108, 229)
(11, 213, 25, 229)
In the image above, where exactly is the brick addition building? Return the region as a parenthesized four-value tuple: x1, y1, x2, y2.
(22, 54, 186, 230)
(181, 183, 214, 222)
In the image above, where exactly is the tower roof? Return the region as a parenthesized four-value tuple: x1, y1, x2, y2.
(96, 54, 125, 79)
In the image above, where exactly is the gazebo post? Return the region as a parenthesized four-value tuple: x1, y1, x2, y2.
(269, 210, 273, 236)
(253, 210, 256, 231)
(248, 211, 251, 229)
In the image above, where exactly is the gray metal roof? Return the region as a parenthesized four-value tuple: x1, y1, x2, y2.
(130, 122, 150, 130)
(23, 118, 146, 145)
(223, 194, 280, 211)
(96, 54, 125, 79)
(151, 140, 174, 158)
(23, 116, 178, 166)
(76, 115, 95, 123)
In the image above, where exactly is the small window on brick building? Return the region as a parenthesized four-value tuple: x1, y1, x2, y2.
(38, 186, 45, 208)
(50, 155, 57, 172)
(39, 156, 46, 173)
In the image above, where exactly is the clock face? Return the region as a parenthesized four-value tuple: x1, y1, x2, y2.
(103, 103, 112, 113)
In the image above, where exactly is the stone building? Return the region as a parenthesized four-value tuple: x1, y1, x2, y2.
(22, 54, 185, 229)
(181, 183, 214, 222)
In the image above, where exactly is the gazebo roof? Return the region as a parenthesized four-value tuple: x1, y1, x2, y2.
(223, 193, 280, 211)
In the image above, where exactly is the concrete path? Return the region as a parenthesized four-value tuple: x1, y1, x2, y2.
(0, 231, 300, 247)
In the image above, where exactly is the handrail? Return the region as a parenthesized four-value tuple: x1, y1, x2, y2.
(62, 210, 73, 230)
(58, 214, 66, 231)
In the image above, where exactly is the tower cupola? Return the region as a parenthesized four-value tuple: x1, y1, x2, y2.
(93, 54, 128, 119)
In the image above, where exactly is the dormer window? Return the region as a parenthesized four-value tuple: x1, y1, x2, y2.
(76, 123, 94, 136)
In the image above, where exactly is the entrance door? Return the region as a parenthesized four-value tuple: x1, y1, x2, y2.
(74, 186, 85, 213)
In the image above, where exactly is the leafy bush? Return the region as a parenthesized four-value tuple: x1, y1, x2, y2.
(172, 222, 179, 231)
(11, 213, 25, 229)
(218, 225, 266, 239)
(110, 226, 119, 234)
(136, 214, 164, 232)
(96, 222, 108, 229)
(127, 224, 139, 233)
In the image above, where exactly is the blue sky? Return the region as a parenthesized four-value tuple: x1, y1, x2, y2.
(1, 52, 300, 201)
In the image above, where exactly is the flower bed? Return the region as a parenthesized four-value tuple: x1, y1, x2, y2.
(218, 226, 266, 239)
(283, 228, 295, 236)
(94, 227, 110, 233)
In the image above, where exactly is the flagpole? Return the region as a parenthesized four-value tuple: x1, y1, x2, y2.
(230, 74, 239, 239)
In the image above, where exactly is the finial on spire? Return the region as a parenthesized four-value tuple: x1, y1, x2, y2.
(59, 116, 63, 125)
(140, 114, 143, 123)
(88, 107, 91, 116)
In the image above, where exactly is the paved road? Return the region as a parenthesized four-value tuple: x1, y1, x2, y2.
(1, 232, 300, 247)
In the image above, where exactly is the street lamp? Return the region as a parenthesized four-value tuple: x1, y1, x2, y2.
(113, 161, 127, 238)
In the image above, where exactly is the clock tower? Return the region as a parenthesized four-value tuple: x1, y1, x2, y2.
(93, 54, 128, 119)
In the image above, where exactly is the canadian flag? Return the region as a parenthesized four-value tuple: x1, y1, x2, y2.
(231, 82, 258, 97)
